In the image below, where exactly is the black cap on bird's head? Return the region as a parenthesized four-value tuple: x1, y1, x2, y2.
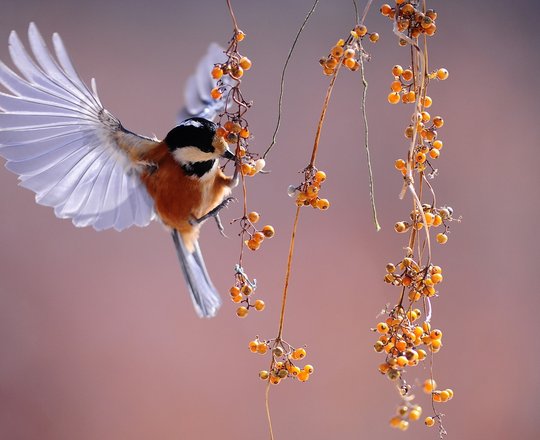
(165, 117, 234, 164)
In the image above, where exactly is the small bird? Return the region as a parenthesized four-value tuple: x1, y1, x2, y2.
(0, 23, 239, 317)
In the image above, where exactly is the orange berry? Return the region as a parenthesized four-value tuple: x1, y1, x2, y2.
(394, 159, 406, 170)
(425, 417, 435, 427)
(396, 340, 407, 352)
(388, 92, 400, 104)
(241, 284, 253, 296)
(423, 379, 437, 393)
(392, 64, 403, 77)
(416, 152, 426, 164)
(430, 329, 443, 339)
(439, 390, 450, 402)
(436, 233, 448, 244)
(429, 148, 440, 159)
(421, 111, 431, 122)
(254, 300, 265, 311)
(344, 48, 356, 59)
(231, 295, 242, 303)
(344, 57, 356, 69)
(235, 30, 245, 41)
(331, 46, 344, 58)
(239, 56, 252, 70)
(262, 225, 275, 238)
(257, 343, 268, 354)
(248, 211, 260, 223)
(269, 376, 281, 385)
(376, 322, 389, 333)
(433, 116, 444, 128)
(397, 356, 408, 367)
(316, 198, 330, 210)
(409, 409, 421, 421)
(380, 4, 392, 15)
(391, 80, 402, 92)
(293, 348, 306, 359)
(303, 364, 314, 374)
(249, 340, 259, 352)
(437, 68, 449, 80)
(422, 96, 433, 108)
(239, 128, 250, 139)
(314, 170, 327, 182)
(297, 370, 310, 382)
(241, 163, 252, 175)
(246, 239, 260, 251)
(211, 66, 223, 80)
(210, 88, 222, 100)
(230, 66, 244, 79)
(369, 33, 379, 43)
(401, 69, 413, 81)
(431, 273, 443, 283)
(355, 25, 368, 37)
(230, 286, 241, 297)
(236, 306, 249, 318)
(259, 370, 269, 380)
(432, 140, 443, 150)
(252, 231, 265, 243)
(406, 91, 416, 102)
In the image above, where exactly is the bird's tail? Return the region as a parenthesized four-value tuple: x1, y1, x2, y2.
(171, 229, 222, 318)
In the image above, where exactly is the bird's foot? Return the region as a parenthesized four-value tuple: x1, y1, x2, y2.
(189, 197, 236, 235)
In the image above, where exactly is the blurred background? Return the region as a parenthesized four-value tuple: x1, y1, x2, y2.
(0, 0, 538, 439)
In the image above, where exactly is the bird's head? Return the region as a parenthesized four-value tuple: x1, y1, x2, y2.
(165, 118, 234, 170)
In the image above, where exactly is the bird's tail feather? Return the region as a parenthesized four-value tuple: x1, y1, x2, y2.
(171, 229, 221, 318)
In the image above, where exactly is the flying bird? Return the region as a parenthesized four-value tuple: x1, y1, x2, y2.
(0, 23, 238, 318)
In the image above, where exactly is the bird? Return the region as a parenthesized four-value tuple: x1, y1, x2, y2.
(0, 23, 239, 318)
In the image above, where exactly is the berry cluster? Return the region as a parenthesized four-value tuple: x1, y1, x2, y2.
(319, 25, 378, 76)
(230, 265, 265, 318)
(380, 2, 438, 39)
(389, 402, 424, 432)
(383, 257, 444, 302)
(211, 30, 249, 99)
(376, 1, 455, 434)
(393, 204, 455, 245)
(252, 339, 313, 385)
(288, 168, 330, 211)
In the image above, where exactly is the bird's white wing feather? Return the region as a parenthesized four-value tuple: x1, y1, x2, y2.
(177, 43, 230, 123)
(0, 23, 158, 231)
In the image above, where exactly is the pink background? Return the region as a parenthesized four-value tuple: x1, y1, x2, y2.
(0, 1, 538, 439)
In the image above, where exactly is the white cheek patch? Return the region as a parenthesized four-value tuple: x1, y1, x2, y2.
(173, 146, 215, 164)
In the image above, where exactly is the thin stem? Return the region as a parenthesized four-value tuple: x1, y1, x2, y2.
(226, 0, 240, 32)
(263, 0, 320, 160)
(359, 53, 381, 231)
(309, 66, 341, 167)
(265, 380, 275, 440)
(360, 0, 373, 25)
(276, 206, 301, 339)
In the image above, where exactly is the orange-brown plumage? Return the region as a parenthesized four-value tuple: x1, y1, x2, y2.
(139, 142, 233, 252)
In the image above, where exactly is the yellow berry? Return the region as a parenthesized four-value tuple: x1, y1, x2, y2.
(230, 66, 244, 79)
(432, 140, 443, 150)
(316, 198, 330, 210)
(259, 370, 269, 380)
(303, 364, 314, 374)
(409, 409, 421, 421)
(425, 417, 435, 427)
(437, 68, 449, 80)
(239, 56, 252, 70)
(369, 33, 379, 43)
(344, 48, 356, 59)
(436, 233, 448, 244)
(236, 306, 249, 318)
(249, 340, 259, 352)
(314, 170, 327, 182)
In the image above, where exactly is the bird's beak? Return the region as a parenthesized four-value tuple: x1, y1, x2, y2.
(222, 149, 235, 160)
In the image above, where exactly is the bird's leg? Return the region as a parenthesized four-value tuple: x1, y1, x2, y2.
(189, 197, 236, 236)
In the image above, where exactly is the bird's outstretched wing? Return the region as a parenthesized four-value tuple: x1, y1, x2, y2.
(0, 23, 158, 231)
(177, 43, 230, 123)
